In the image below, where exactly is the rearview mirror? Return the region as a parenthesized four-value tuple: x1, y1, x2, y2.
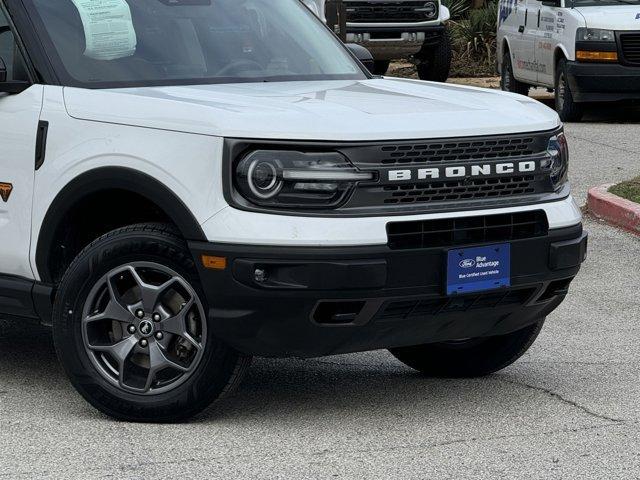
(0, 55, 30, 94)
(345, 44, 375, 75)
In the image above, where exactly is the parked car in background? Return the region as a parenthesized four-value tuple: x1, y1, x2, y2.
(306, 0, 453, 81)
(498, 0, 640, 122)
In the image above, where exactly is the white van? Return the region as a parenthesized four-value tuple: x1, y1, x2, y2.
(497, 0, 640, 121)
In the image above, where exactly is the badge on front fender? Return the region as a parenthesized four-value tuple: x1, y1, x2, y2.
(0, 183, 12, 202)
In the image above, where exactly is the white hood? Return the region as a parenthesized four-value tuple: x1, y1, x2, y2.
(63, 78, 559, 141)
(576, 5, 640, 30)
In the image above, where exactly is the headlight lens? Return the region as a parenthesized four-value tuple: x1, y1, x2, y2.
(420, 2, 438, 20)
(542, 132, 569, 190)
(576, 28, 615, 42)
(235, 150, 374, 209)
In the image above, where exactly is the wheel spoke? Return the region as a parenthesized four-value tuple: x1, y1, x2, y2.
(159, 298, 194, 336)
(144, 342, 189, 391)
(89, 335, 138, 364)
(128, 267, 180, 313)
(84, 298, 132, 325)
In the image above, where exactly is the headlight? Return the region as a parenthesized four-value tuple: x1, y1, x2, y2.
(542, 132, 569, 190)
(235, 150, 375, 209)
(576, 28, 615, 42)
(418, 2, 438, 20)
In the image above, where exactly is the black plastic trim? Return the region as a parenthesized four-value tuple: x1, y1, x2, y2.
(35, 167, 206, 283)
(565, 60, 640, 102)
(3, 0, 57, 84)
(34, 120, 48, 170)
(0, 274, 54, 323)
(188, 224, 585, 357)
(575, 41, 618, 54)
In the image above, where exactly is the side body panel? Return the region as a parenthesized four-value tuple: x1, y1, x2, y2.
(498, 0, 532, 80)
(515, 0, 542, 83)
(31, 86, 224, 281)
(536, 6, 583, 87)
(0, 85, 43, 279)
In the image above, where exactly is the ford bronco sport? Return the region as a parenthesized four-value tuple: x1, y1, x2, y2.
(0, 0, 586, 422)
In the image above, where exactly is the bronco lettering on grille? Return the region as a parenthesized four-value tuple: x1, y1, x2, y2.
(387, 161, 537, 182)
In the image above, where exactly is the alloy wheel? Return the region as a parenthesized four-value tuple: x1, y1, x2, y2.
(81, 262, 207, 395)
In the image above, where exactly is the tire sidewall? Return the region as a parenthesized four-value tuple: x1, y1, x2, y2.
(501, 53, 513, 92)
(53, 227, 239, 422)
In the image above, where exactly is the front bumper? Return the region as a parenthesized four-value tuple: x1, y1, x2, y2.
(566, 61, 640, 102)
(190, 223, 587, 358)
(346, 25, 445, 60)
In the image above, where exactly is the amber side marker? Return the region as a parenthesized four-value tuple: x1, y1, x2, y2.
(576, 51, 618, 62)
(201, 255, 227, 270)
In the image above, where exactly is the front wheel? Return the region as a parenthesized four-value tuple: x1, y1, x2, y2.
(390, 320, 544, 377)
(555, 58, 584, 122)
(53, 223, 251, 422)
(416, 31, 452, 82)
(500, 52, 530, 96)
(372, 60, 391, 76)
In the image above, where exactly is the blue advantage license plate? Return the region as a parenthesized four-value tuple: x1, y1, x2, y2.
(446, 243, 511, 295)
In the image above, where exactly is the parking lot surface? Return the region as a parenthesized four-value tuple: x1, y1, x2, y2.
(1, 107, 639, 479)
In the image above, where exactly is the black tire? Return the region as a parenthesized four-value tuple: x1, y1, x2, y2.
(500, 52, 530, 96)
(53, 223, 252, 422)
(555, 58, 584, 122)
(416, 31, 452, 82)
(372, 60, 391, 76)
(390, 320, 544, 378)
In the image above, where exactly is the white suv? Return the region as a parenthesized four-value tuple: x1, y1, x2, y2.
(498, 0, 640, 121)
(0, 0, 586, 422)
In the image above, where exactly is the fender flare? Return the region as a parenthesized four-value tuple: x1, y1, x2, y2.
(35, 167, 207, 283)
(554, 45, 571, 68)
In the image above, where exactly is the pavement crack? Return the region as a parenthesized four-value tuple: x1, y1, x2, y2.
(497, 376, 625, 424)
(570, 134, 639, 155)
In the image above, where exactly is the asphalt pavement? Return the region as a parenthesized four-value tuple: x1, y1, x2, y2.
(1, 103, 639, 479)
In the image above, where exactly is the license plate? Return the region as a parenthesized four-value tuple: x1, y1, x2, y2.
(446, 243, 511, 295)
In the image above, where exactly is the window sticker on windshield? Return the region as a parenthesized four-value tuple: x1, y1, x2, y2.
(70, 0, 137, 61)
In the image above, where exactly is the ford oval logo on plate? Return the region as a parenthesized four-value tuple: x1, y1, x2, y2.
(459, 259, 476, 269)
(447, 243, 511, 295)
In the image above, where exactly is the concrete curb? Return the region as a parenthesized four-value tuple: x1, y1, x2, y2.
(587, 184, 640, 236)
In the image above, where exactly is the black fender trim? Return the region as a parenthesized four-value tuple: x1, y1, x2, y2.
(0, 274, 54, 325)
(35, 167, 207, 283)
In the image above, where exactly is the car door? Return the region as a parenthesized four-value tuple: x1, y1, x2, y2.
(535, 0, 563, 87)
(0, 6, 43, 279)
(512, 0, 541, 83)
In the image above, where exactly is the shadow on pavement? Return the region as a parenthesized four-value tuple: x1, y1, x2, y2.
(534, 97, 640, 124)
(0, 318, 533, 424)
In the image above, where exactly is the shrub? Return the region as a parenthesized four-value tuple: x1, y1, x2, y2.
(447, 0, 498, 76)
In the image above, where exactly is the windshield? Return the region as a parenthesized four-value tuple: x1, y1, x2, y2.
(24, 0, 367, 88)
(572, 0, 640, 6)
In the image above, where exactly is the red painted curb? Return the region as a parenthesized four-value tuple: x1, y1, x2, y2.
(587, 184, 640, 236)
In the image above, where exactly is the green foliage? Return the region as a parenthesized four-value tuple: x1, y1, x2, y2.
(448, 1, 498, 67)
(441, 0, 471, 21)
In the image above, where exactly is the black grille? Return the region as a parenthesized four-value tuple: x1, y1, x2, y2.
(377, 136, 538, 166)
(620, 33, 640, 65)
(387, 211, 549, 250)
(345, 1, 437, 23)
(377, 288, 536, 321)
(381, 175, 543, 205)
